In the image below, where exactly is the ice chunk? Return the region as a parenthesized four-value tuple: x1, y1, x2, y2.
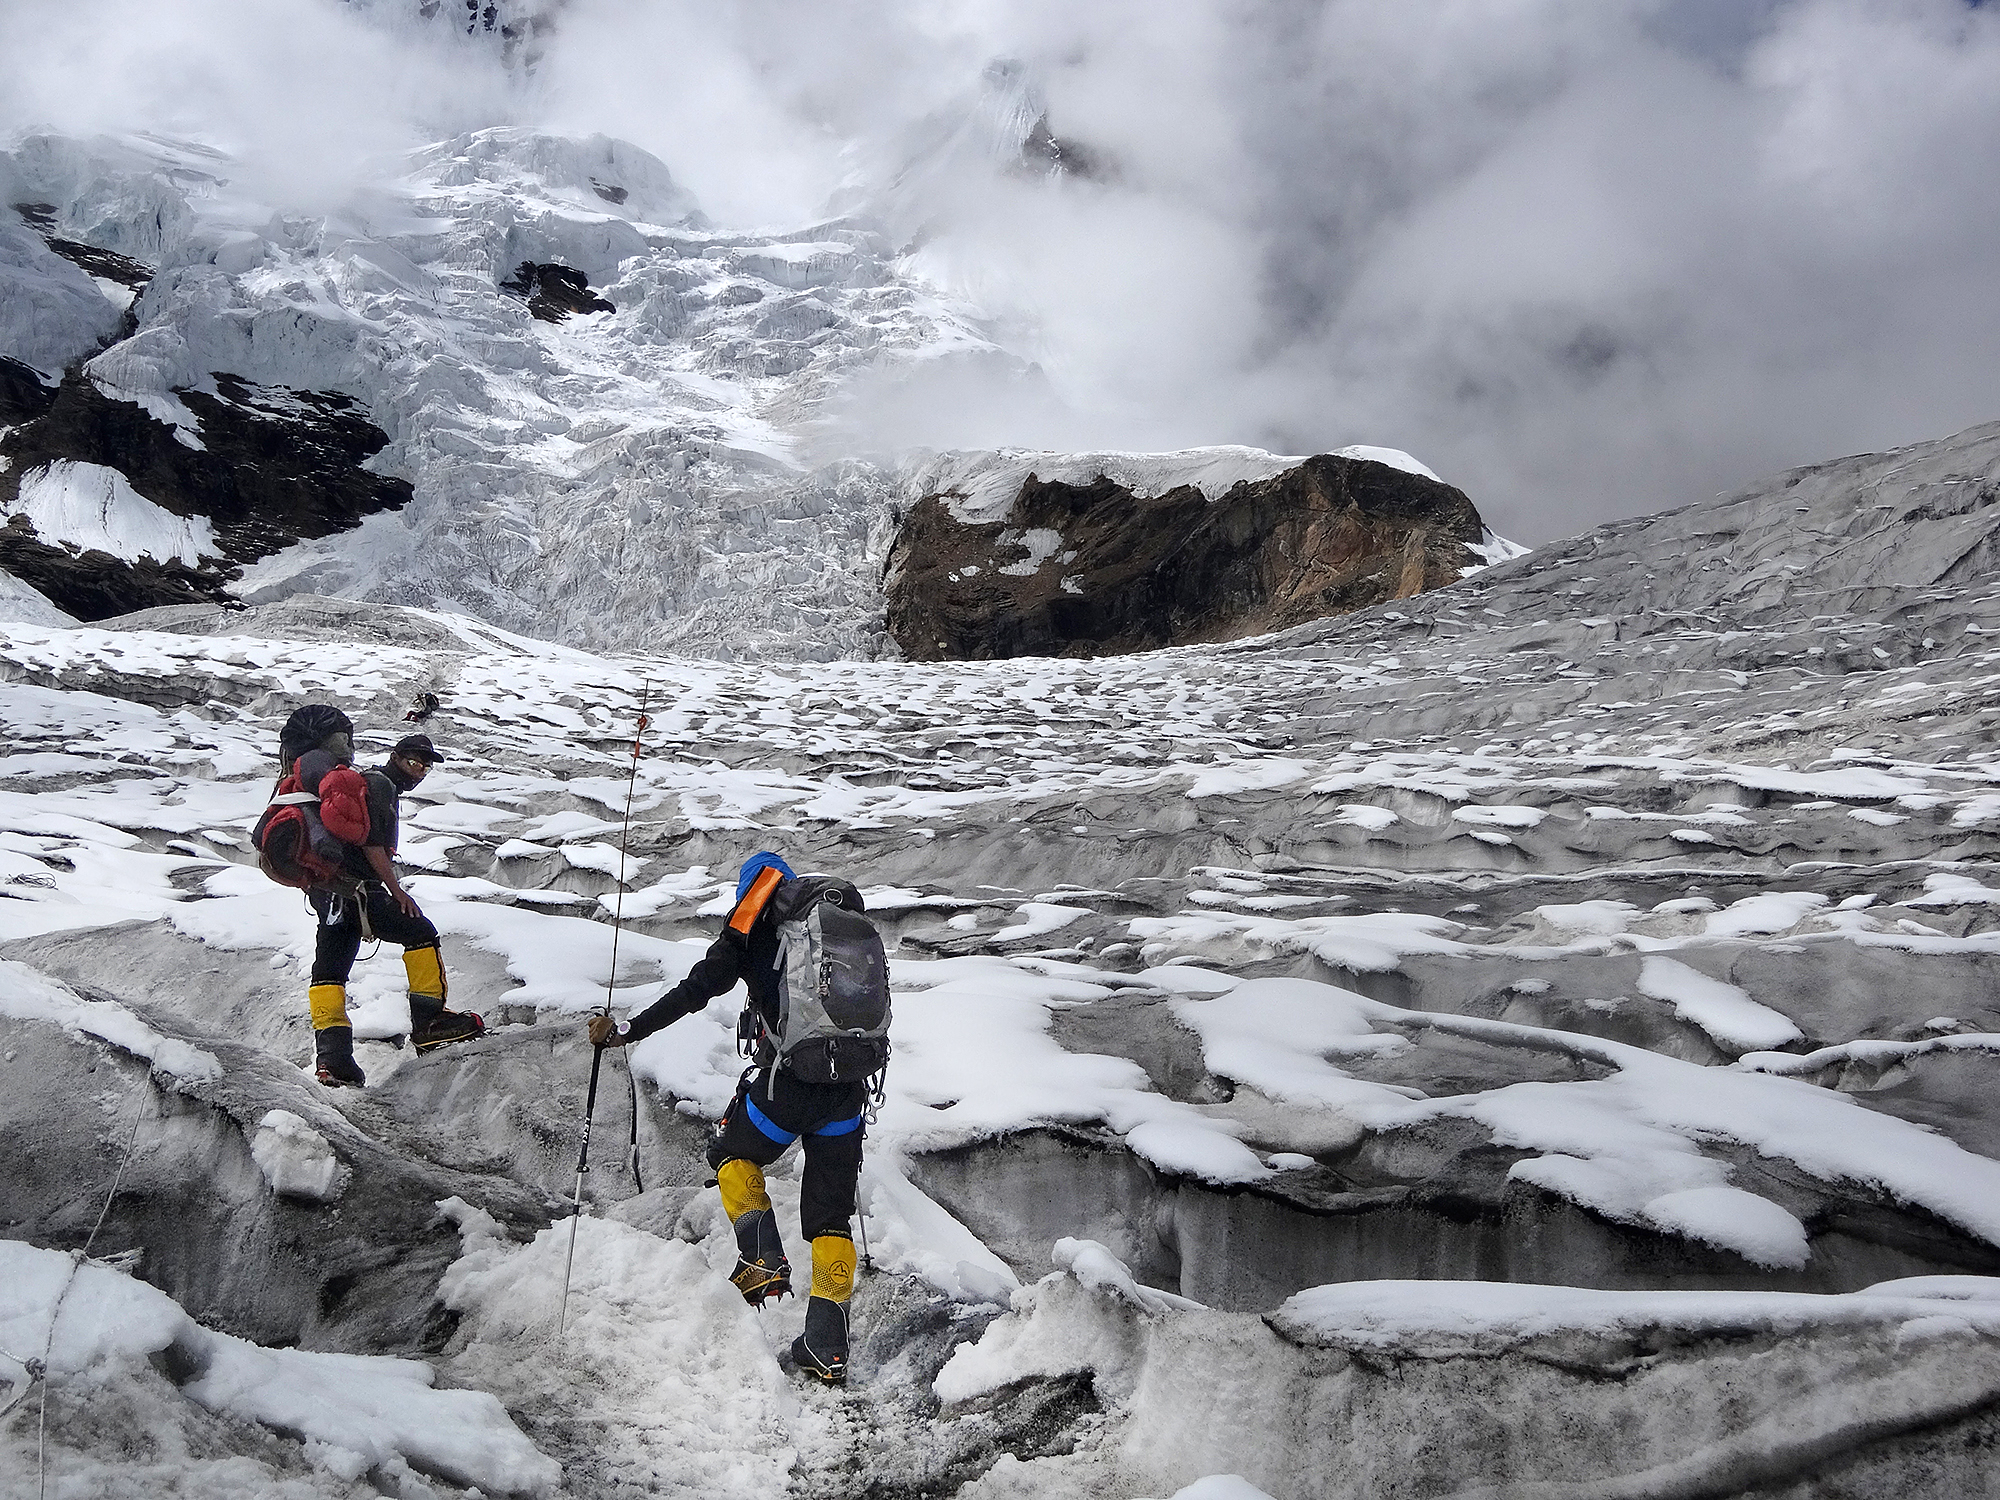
(1334, 803, 1398, 830)
(250, 1110, 345, 1202)
(1052, 1237, 1204, 1316)
(991, 901, 1089, 943)
(0, 960, 221, 1081)
(1705, 891, 1829, 937)
(0, 1240, 558, 1495)
(1271, 1277, 2000, 1355)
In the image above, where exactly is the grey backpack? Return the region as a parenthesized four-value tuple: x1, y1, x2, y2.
(764, 876, 892, 1086)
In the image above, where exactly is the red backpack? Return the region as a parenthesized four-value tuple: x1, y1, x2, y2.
(252, 762, 371, 890)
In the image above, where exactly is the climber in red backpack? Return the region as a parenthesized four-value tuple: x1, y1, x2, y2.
(256, 707, 484, 1087)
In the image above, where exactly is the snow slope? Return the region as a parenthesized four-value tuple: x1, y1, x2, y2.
(9, 461, 218, 565)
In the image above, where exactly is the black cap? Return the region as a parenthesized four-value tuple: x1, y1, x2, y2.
(393, 733, 446, 764)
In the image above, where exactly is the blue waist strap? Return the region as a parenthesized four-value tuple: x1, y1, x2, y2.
(744, 1096, 863, 1142)
(743, 1096, 797, 1146)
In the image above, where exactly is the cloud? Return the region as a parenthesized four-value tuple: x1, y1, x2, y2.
(6, 0, 1999, 541)
(809, 0, 2000, 541)
(539, 0, 2000, 540)
(0, 0, 522, 210)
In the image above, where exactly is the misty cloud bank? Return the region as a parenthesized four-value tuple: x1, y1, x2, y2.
(7, 0, 1999, 540)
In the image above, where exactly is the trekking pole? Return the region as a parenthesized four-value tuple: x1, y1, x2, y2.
(609, 684, 652, 1194)
(857, 1199, 875, 1278)
(558, 681, 653, 1335)
(556, 1048, 601, 1337)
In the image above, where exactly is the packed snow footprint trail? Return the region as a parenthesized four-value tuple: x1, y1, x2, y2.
(7, 547, 2000, 1493)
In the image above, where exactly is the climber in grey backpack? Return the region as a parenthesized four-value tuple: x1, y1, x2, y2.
(588, 851, 891, 1385)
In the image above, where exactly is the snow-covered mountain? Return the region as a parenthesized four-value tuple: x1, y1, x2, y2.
(2, 77, 1529, 667)
(1, 122, 1031, 656)
(5, 413, 2000, 1495)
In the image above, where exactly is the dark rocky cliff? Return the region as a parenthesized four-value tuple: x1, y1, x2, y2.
(885, 453, 1490, 660)
(2, 203, 413, 621)
(0, 373, 413, 620)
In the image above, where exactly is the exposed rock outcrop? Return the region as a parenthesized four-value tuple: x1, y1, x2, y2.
(498, 259, 616, 322)
(0, 372, 413, 619)
(0, 354, 59, 425)
(885, 451, 1490, 659)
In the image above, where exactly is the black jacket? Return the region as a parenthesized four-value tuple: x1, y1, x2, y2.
(625, 909, 780, 1045)
(623, 877, 868, 1045)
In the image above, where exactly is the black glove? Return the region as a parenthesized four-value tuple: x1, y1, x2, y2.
(588, 1014, 628, 1048)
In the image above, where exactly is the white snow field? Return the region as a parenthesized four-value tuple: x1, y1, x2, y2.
(8, 461, 219, 567)
(6, 402, 2000, 1494)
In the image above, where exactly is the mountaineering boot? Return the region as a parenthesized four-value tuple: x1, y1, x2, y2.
(718, 1160, 791, 1305)
(729, 1211, 792, 1305)
(411, 1005, 485, 1052)
(791, 1235, 856, 1385)
(406, 947, 484, 1052)
(792, 1298, 851, 1386)
(314, 1027, 366, 1088)
(311, 984, 366, 1087)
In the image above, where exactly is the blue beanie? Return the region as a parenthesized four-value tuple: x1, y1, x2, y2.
(736, 851, 795, 900)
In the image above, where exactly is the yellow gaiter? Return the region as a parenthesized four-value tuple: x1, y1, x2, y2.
(717, 1159, 773, 1223)
(403, 944, 447, 1003)
(308, 983, 350, 1031)
(810, 1235, 856, 1304)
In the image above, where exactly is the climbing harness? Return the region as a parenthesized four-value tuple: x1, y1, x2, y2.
(559, 682, 653, 1334)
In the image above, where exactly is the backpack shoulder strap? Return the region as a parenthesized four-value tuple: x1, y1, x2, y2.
(767, 874, 858, 925)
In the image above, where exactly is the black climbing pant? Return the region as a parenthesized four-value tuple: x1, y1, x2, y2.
(709, 1067, 868, 1242)
(310, 884, 441, 984)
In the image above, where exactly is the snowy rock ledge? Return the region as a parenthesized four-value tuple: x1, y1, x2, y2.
(885, 448, 1493, 660)
(0, 1240, 560, 1496)
(934, 1249, 2000, 1498)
